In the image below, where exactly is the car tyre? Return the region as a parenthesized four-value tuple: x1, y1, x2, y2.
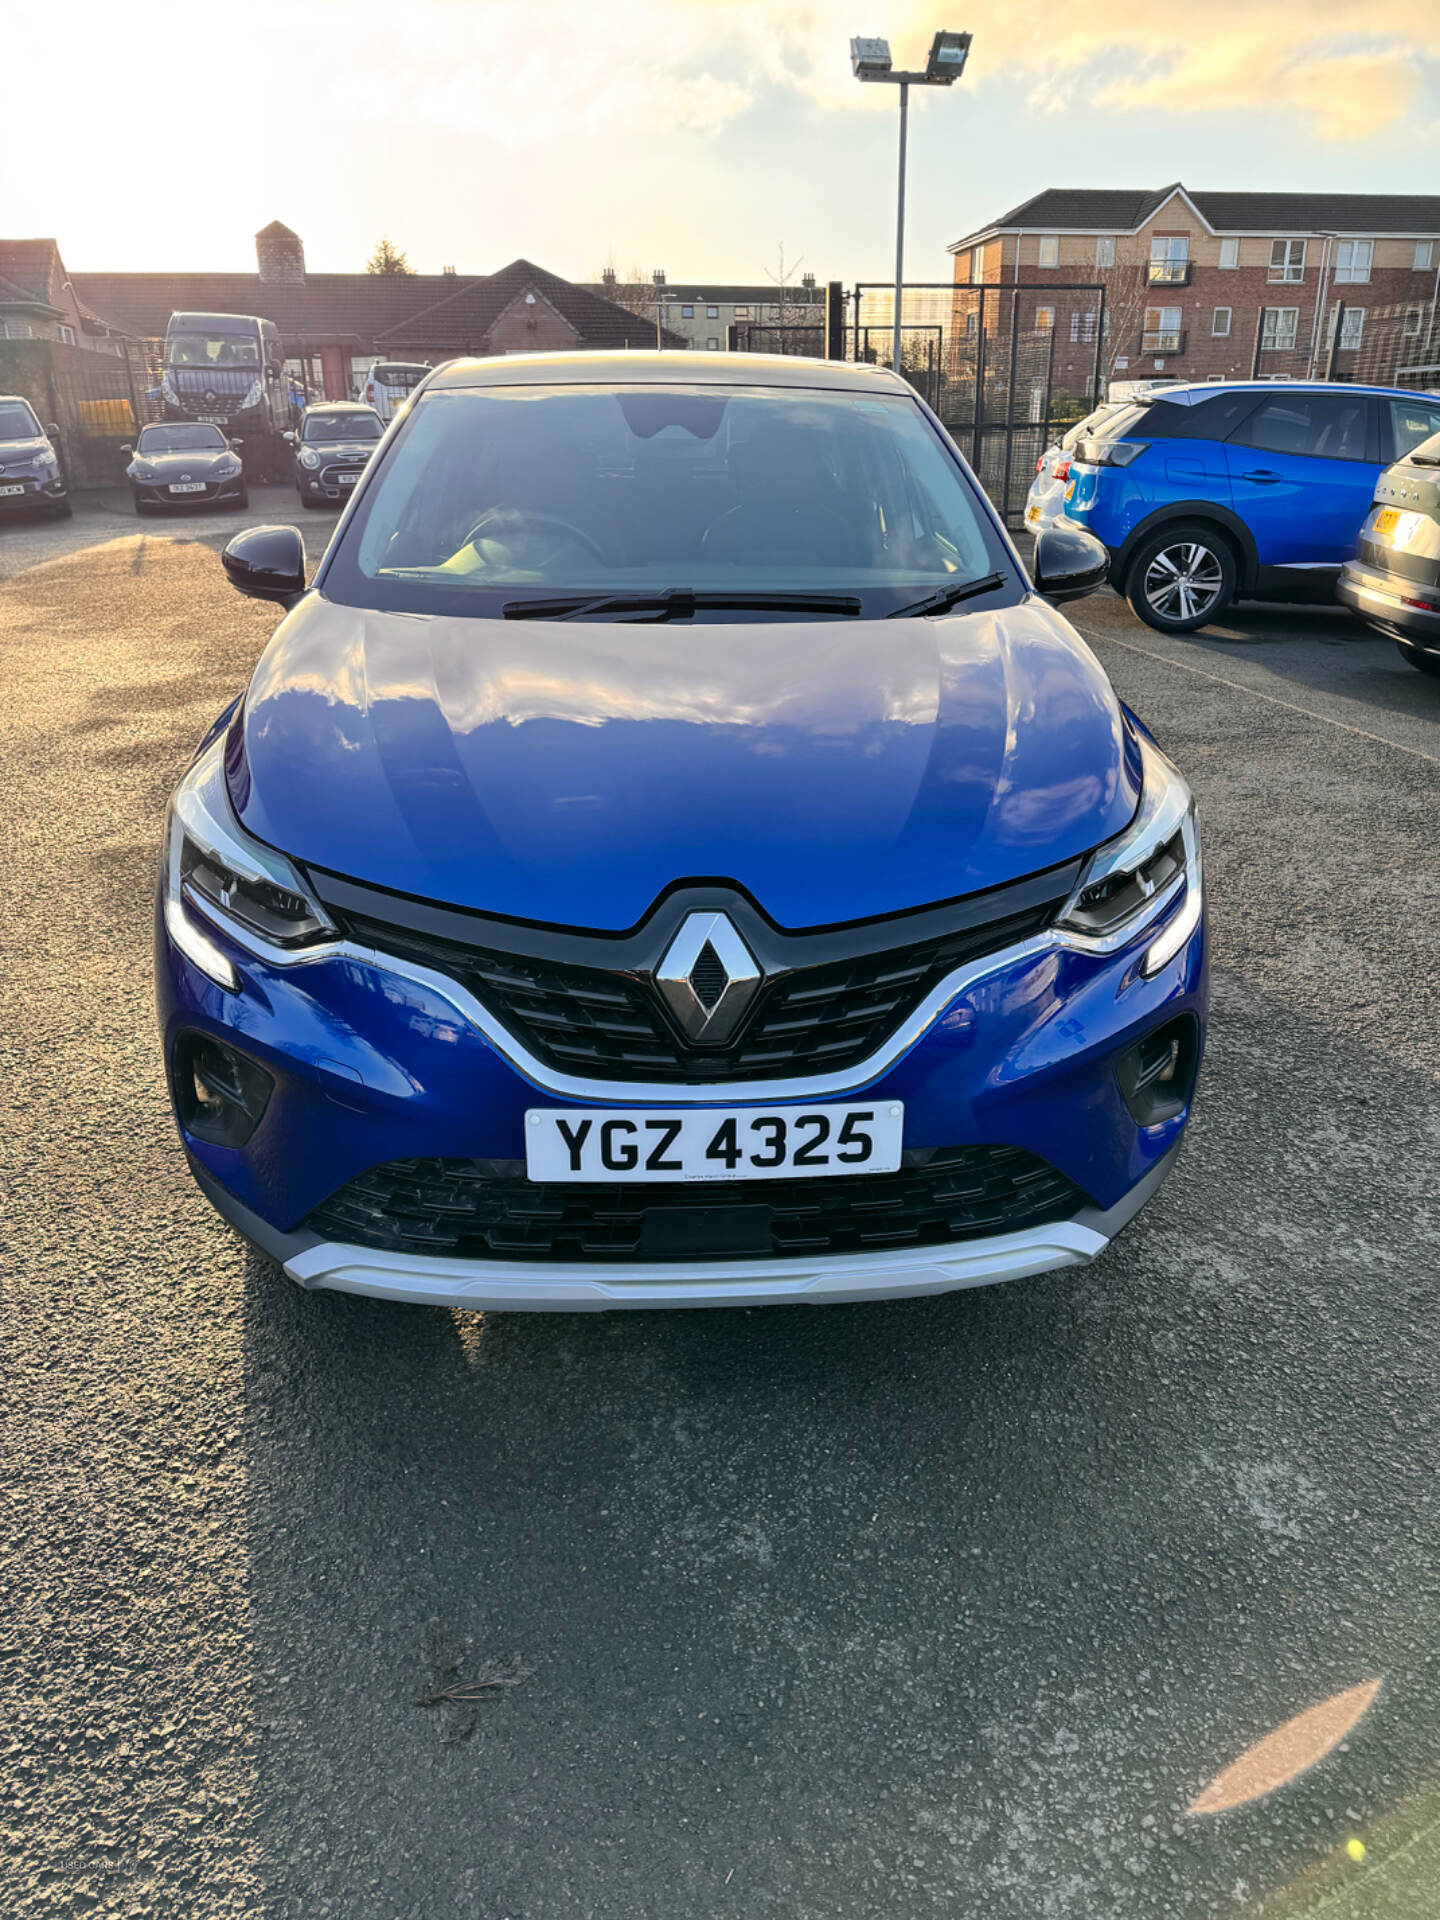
(235, 485, 250, 510)
(49, 498, 73, 520)
(1125, 523, 1237, 634)
(1397, 640, 1440, 679)
(133, 493, 153, 516)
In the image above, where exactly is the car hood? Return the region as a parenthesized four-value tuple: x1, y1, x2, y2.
(0, 436, 53, 468)
(233, 595, 1140, 931)
(301, 439, 377, 459)
(135, 449, 230, 472)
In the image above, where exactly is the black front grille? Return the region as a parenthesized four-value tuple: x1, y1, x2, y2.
(306, 1145, 1086, 1264)
(337, 899, 1058, 1085)
(320, 463, 363, 491)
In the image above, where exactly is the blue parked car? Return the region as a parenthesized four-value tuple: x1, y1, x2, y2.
(156, 353, 1206, 1313)
(1063, 382, 1440, 633)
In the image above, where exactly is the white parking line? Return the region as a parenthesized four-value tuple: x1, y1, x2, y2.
(1073, 624, 1440, 769)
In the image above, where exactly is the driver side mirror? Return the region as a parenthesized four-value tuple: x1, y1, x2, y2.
(221, 525, 307, 608)
(45, 422, 60, 437)
(229, 437, 244, 447)
(120, 443, 133, 456)
(1032, 523, 1110, 604)
(281, 430, 296, 445)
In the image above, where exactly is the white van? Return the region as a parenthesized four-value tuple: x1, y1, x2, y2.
(363, 361, 432, 423)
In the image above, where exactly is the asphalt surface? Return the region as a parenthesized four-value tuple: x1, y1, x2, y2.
(2, 486, 1439, 1920)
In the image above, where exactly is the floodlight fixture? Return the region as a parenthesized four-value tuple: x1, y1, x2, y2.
(925, 30, 971, 82)
(850, 36, 893, 79)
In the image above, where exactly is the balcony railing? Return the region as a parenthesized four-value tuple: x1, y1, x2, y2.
(1147, 260, 1191, 286)
(1141, 330, 1185, 355)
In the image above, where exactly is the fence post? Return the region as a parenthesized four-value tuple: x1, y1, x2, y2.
(971, 286, 989, 470)
(999, 291, 1022, 522)
(1250, 308, 1265, 379)
(825, 282, 846, 360)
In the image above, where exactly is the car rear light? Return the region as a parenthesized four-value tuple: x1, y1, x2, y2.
(1054, 457, 1071, 483)
(1077, 438, 1149, 468)
(1036, 455, 1046, 474)
(1401, 593, 1440, 610)
(365, 383, 374, 404)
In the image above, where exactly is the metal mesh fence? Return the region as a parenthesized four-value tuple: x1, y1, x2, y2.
(850, 283, 1107, 520)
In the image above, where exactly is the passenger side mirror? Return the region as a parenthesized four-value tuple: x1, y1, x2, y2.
(120, 443, 133, 456)
(45, 422, 60, 437)
(229, 437, 244, 447)
(1032, 523, 1110, 604)
(282, 430, 296, 445)
(221, 525, 307, 608)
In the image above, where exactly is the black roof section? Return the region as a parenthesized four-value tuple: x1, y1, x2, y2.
(952, 184, 1440, 251)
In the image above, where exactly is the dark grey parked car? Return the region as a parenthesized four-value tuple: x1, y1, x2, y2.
(286, 402, 383, 508)
(0, 395, 70, 518)
(123, 422, 248, 514)
(1339, 424, 1440, 676)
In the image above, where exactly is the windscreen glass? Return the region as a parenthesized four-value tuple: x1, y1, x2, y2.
(166, 333, 260, 368)
(303, 412, 383, 443)
(138, 424, 228, 451)
(0, 400, 42, 440)
(374, 365, 428, 390)
(329, 384, 1007, 618)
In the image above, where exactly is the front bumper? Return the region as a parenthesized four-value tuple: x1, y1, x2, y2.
(1338, 560, 1440, 647)
(132, 475, 244, 508)
(158, 872, 1208, 1311)
(0, 474, 67, 511)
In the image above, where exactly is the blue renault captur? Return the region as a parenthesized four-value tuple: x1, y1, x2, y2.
(156, 353, 1206, 1313)
(1063, 381, 1440, 633)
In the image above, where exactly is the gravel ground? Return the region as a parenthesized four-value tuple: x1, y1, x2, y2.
(2, 488, 1438, 1919)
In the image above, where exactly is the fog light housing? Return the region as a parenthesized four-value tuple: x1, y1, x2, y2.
(1116, 1015, 1199, 1126)
(173, 1031, 274, 1147)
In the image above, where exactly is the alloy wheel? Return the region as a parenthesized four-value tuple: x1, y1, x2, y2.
(1143, 542, 1225, 624)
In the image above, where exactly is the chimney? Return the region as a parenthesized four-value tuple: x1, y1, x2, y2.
(601, 267, 617, 288)
(651, 268, 666, 286)
(442, 264, 457, 276)
(801, 271, 816, 290)
(255, 220, 305, 286)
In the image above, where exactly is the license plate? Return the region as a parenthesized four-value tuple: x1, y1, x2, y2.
(198, 415, 230, 425)
(525, 1101, 904, 1183)
(338, 471, 358, 485)
(0, 483, 24, 497)
(169, 482, 206, 494)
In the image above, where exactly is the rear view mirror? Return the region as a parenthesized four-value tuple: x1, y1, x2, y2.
(221, 525, 307, 608)
(1032, 523, 1110, 604)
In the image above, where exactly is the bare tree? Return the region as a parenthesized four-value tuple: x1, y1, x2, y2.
(594, 253, 658, 320)
(763, 243, 813, 327)
(1097, 241, 1157, 384)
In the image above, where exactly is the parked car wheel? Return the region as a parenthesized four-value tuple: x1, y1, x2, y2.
(1126, 524, 1236, 633)
(1397, 640, 1440, 679)
(235, 485, 250, 511)
(49, 498, 72, 520)
(133, 492, 154, 516)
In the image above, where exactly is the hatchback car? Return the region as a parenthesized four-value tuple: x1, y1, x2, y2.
(1339, 424, 1440, 675)
(124, 422, 248, 514)
(1063, 382, 1440, 632)
(286, 402, 384, 506)
(157, 353, 1206, 1313)
(0, 395, 69, 518)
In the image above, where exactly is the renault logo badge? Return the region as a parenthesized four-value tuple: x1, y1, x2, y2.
(654, 912, 762, 1048)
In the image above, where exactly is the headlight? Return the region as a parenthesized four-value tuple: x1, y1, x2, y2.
(163, 735, 334, 989)
(242, 379, 264, 410)
(299, 447, 320, 469)
(216, 457, 240, 477)
(133, 464, 157, 481)
(1058, 733, 1201, 974)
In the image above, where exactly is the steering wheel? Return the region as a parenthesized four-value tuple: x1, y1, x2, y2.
(462, 510, 607, 568)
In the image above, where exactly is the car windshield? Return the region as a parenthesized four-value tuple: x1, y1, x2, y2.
(138, 424, 227, 452)
(167, 333, 260, 368)
(303, 412, 382, 443)
(0, 400, 41, 441)
(330, 383, 1007, 619)
(374, 365, 427, 390)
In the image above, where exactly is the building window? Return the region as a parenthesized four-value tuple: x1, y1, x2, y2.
(1142, 306, 1183, 352)
(1095, 236, 1115, 269)
(1148, 235, 1189, 284)
(1414, 241, 1436, 272)
(0, 319, 29, 339)
(1261, 307, 1299, 351)
(1268, 239, 1305, 283)
(1333, 240, 1372, 284)
(58, 323, 77, 345)
(681, 304, 694, 318)
(1404, 305, 1423, 336)
(734, 305, 752, 320)
(707, 305, 719, 319)
(1034, 305, 1055, 330)
(1212, 307, 1232, 336)
(1328, 307, 1366, 351)
(1036, 235, 1059, 268)
(964, 309, 978, 341)
(706, 337, 719, 350)
(1069, 309, 1097, 343)
(1219, 238, 1239, 269)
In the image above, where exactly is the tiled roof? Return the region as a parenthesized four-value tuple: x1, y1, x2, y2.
(70, 258, 682, 352)
(581, 283, 825, 306)
(952, 185, 1440, 250)
(0, 238, 122, 332)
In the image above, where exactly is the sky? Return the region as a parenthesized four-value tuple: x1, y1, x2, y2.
(7, 0, 1439, 287)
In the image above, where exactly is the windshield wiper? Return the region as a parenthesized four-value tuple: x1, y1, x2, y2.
(502, 589, 863, 621)
(886, 572, 1008, 619)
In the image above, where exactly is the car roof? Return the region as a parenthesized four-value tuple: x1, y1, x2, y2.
(1151, 380, 1436, 406)
(0, 394, 38, 406)
(302, 401, 379, 413)
(428, 350, 911, 394)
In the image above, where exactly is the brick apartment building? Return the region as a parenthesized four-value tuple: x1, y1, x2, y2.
(948, 185, 1440, 390)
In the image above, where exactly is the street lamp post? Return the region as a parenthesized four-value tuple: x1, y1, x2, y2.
(851, 31, 971, 374)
